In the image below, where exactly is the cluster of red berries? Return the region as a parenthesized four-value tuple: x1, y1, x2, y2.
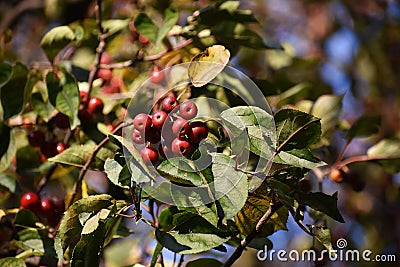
(78, 91, 104, 125)
(27, 127, 67, 158)
(97, 53, 123, 95)
(19, 192, 64, 227)
(131, 94, 209, 165)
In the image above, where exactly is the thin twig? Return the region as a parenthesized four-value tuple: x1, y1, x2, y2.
(287, 206, 314, 236)
(222, 201, 283, 267)
(87, 0, 106, 97)
(177, 254, 184, 267)
(338, 155, 399, 168)
(67, 120, 133, 208)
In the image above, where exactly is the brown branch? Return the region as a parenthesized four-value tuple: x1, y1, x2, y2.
(67, 120, 133, 208)
(87, 0, 107, 97)
(287, 206, 314, 236)
(222, 201, 283, 267)
(337, 155, 400, 168)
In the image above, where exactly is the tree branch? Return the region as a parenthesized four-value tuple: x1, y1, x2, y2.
(337, 155, 400, 168)
(222, 201, 283, 267)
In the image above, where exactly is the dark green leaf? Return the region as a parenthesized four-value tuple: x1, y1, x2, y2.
(58, 73, 80, 129)
(150, 242, 163, 267)
(40, 26, 75, 61)
(186, 258, 222, 267)
(134, 13, 158, 43)
(275, 109, 321, 150)
(157, 158, 204, 186)
(104, 158, 130, 189)
(0, 62, 28, 120)
(30, 93, 55, 122)
(0, 257, 26, 267)
(347, 114, 381, 141)
(314, 226, 334, 252)
(296, 192, 344, 223)
(55, 194, 113, 265)
(0, 123, 11, 158)
(14, 209, 39, 227)
(155, 229, 229, 254)
(16, 146, 40, 174)
(0, 127, 15, 172)
(17, 228, 56, 257)
(48, 144, 115, 171)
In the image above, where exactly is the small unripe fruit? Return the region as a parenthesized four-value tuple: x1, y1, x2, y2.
(152, 110, 168, 129)
(171, 137, 191, 156)
(20, 192, 41, 212)
(162, 95, 178, 113)
(87, 97, 104, 115)
(330, 169, 343, 183)
(189, 121, 208, 143)
(179, 101, 198, 120)
(140, 147, 159, 164)
(133, 113, 152, 132)
(172, 118, 190, 136)
(28, 130, 45, 147)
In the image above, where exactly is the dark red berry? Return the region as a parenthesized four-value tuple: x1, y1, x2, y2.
(162, 95, 178, 113)
(40, 141, 58, 158)
(28, 130, 45, 147)
(56, 143, 67, 154)
(133, 113, 152, 132)
(172, 118, 190, 136)
(140, 147, 159, 164)
(97, 69, 113, 81)
(152, 110, 168, 129)
(150, 69, 164, 83)
(80, 91, 89, 104)
(131, 129, 144, 144)
(40, 198, 54, 215)
(53, 113, 70, 129)
(189, 121, 208, 143)
(179, 101, 198, 120)
(78, 108, 93, 125)
(20, 192, 41, 212)
(171, 137, 191, 156)
(87, 97, 104, 115)
(145, 127, 161, 144)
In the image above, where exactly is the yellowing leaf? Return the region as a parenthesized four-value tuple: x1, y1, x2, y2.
(188, 45, 230, 87)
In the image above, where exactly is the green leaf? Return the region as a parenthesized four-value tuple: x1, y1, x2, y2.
(220, 106, 275, 159)
(0, 127, 16, 172)
(346, 114, 381, 141)
(367, 138, 400, 173)
(102, 19, 130, 35)
(16, 228, 56, 257)
(157, 158, 204, 186)
(155, 229, 230, 254)
(311, 94, 343, 143)
(0, 257, 26, 267)
(71, 222, 106, 267)
(0, 62, 28, 120)
(40, 26, 75, 61)
(274, 149, 326, 169)
(157, 9, 178, 44)
(0, 123, 11, 159)
(186, 258, 222, 267)
(104, 158, 129, 189)
(0, 174, 17, 193)
(150, 242, 163, 267)
(30, 92, 55, 122)
(16, 146, 40, 174)
(296, 192, 344, 223)
(275, 109, 321, 150)
(57, 73, 80, 129)
(189, 45, 230, 87)
(235, 185, 288, 236)
(104, 238, 142, 267)
(81, 209, 110, 235)
(134, 13, 158, 43)
(211, 154, 248, 221)
(314, 227, 334, 252)
(14, 209, 39, 227)
(48, 144, 115, 171)
(110, 134, 154, 184)
(46, 72, 61, 106)
(55, 194, 113, 265)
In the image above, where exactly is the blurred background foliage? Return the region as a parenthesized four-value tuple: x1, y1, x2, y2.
(0, 0, 399, 266)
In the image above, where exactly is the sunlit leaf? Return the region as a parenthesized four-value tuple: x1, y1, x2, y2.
(40, 26, 75, 61)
